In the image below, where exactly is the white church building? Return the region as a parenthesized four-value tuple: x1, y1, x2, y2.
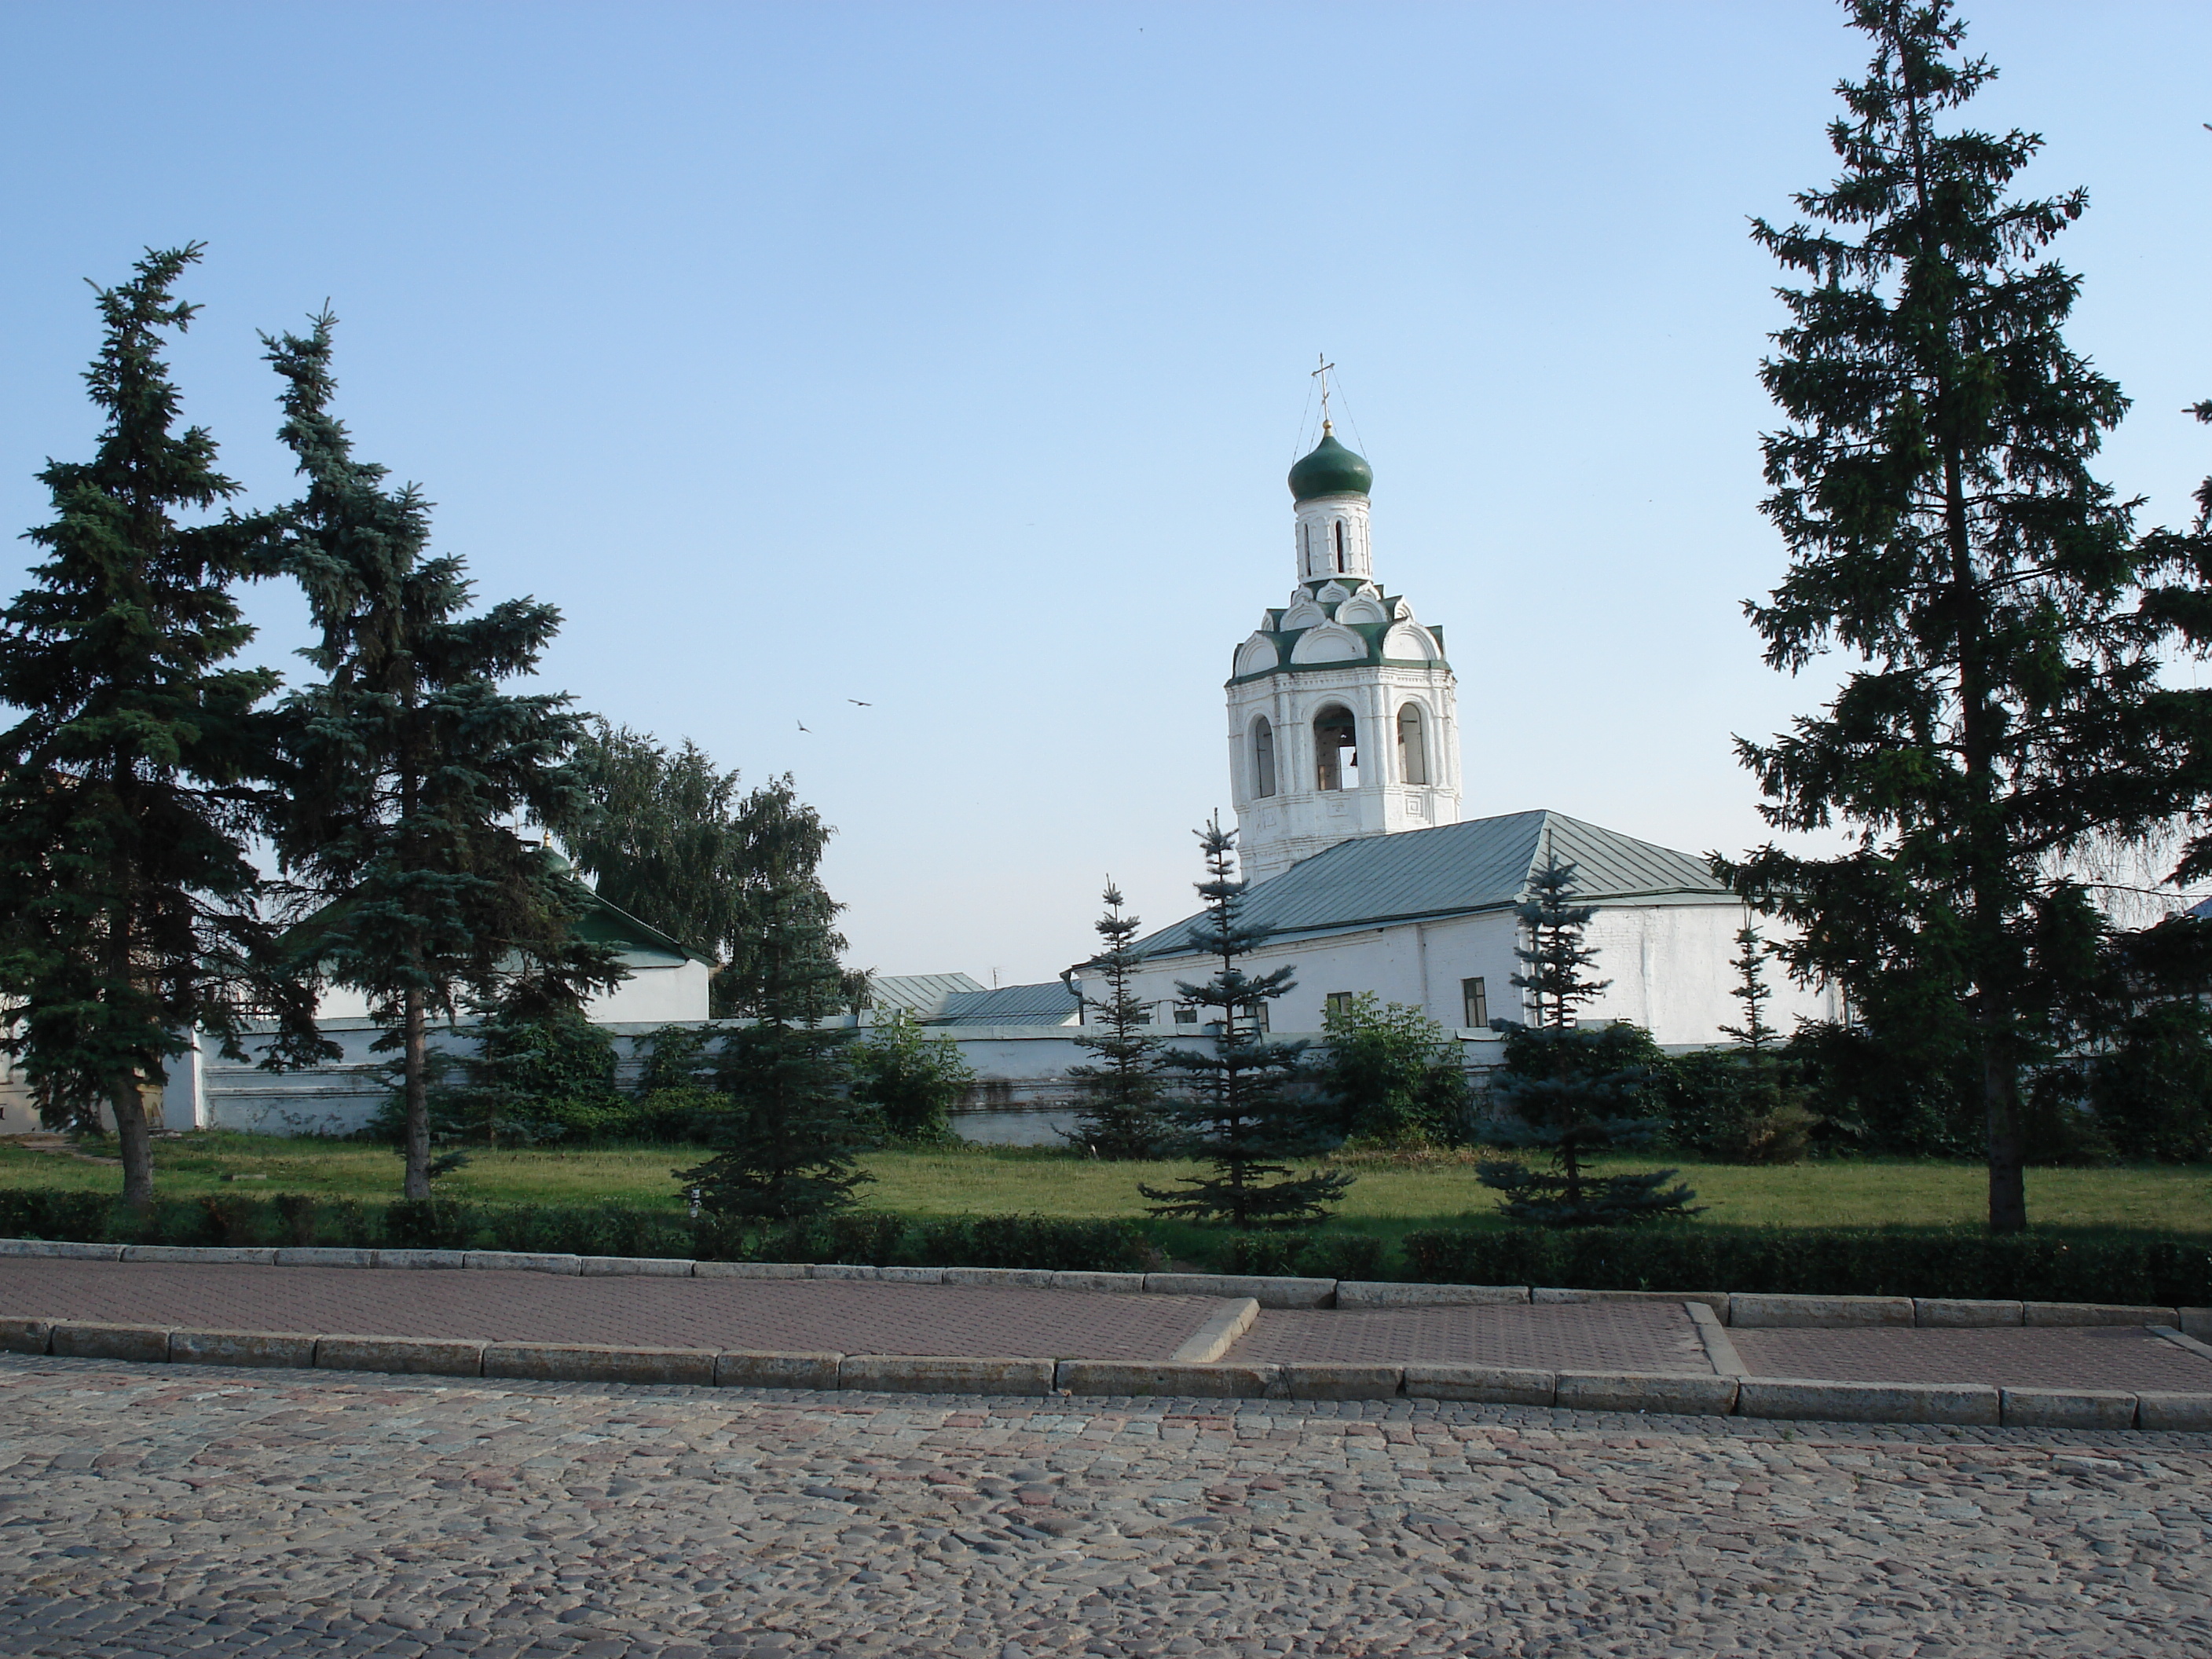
(1071, 423, 1840, 1046)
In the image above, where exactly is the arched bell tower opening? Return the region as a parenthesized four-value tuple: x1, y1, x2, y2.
(1396, 701, 1428, 786)
(1251, 716, 1276, 798)
(1225, 412, 1462, 882)
(1313, 705, 1358, 791)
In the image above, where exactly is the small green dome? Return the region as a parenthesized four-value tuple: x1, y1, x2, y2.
(1287, 427, 1372, 500)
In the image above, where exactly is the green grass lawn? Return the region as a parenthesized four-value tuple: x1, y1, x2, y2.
(3, 1132, 2207, 1240)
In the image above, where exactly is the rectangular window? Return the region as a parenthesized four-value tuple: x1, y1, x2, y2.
(1241, 1000, 1270, 1032)
(1462, 977, 1489, 1030)
(1324, 991, 1354, 1020)
(1173, 1005, 1198, 1025)
(1133, 1005, 1155, 1026)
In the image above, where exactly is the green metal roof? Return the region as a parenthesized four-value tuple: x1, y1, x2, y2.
(1287, 430, 1373, 500)
(1123, 810, 1733, 962)
(928, 981, 1080, 1027)
(863, 972, 985, 1017)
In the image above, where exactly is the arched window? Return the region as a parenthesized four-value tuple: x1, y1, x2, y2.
(1396, 702, 1428, 785)
(1334, 519, 1346, 573)
(1313, 705, 1358, 790)
(1251, 716, 1276, 798)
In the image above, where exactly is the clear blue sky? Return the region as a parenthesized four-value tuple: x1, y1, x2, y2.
(4, 2, 2210, 985)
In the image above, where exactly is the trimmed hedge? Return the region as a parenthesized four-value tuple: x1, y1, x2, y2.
(1401, 1225, 2212, 1307)
(0, 1187, 1149, 1273)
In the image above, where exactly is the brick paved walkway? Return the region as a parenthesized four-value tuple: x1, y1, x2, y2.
(4, 1260, 2210, 1397)
(0, 1353, 2207, 1657)
(1227, 1302, 1712, 1372)
(0, 1262, 1224, 1361)
(1728, 1326, 2212, 1393)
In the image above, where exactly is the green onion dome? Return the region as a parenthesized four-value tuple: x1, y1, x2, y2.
(1287, 427, 1373, 500)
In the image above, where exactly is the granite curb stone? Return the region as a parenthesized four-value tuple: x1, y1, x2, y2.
(1055, 1360, 1278, 1398)
(838, 1354, 1055, 1395)
(2181, 1307, 2212, 1340)
(692, 1260, 808, 1279)
(1050, 1270, 1146, 1293)
(1999, 1386, 2138, 1430)
(2023, 1300, 2178, 1327)
(1144, 1272, 1336, 1309)
(2133, 1390, 2212, 1430)
(1555, 1370, 1739, 1415)
(0, 1240, 122, 1261)
(50, 1320, 170, 1363)
(1536, 1287, 1731, 1316)
(2148, 1324, 2212, 1364)
(1686, 1302, 1749, 1375)
(1335, 1280, 1529, 1309)
(0, 1316, 52, 1354)
(941, 1266, 1057, 1289)
(578, 1255, 694, 1276)
(372, 1249, 467, 1269)
(1730, 1293, 1915, 1328)
(713, 1350, 842, 1390)
(273, 1247, 375, 1268)
(1400, 1363, 1555, 1405)
(168, 1328, 319, 1368)
(1279, 1361, 1405, 1400)
(1167, 1298, 1259, 1364)
(313, 1335, 485, 1376)
(1738, 1376, 2001, 1425)
(121, 1243, 278, 1265)
(484, 1341, 716, 1386)
(1914, 1298, 2024, 1328)
(461, 1251, 582, 1275)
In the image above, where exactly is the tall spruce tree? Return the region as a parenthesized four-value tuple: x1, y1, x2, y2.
(1064, 883, 1170, 1159)
(0, 247, 325, 1207)
(679, 818, 868, 1235)
(1720, 0, 2212, 1232)
(263, 313, 623, 1199)
(1140, 819, 1351, 1228)
(1478, 857, 1697, 1225)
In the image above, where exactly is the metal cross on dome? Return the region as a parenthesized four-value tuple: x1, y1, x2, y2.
(1312, 353, 1335, 429)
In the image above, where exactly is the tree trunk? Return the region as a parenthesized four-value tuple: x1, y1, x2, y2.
(110, 1072, 155, 1211)
(1983, 1033, 2027, 1233)
(402, 989, 430, 1200)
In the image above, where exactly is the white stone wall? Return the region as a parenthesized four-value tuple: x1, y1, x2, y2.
(314, 954, 712, 1027)
(1079, 900, 1840, 1046)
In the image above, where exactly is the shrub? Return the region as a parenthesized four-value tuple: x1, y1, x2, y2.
(0, 1188, 112, 1242)
(848, 1015, 975, 1144)
(382, 1197, 475, 1251)
(1400, 1225, 2212, 1306)
(1312, 993, 1470, 1148)
(914, 1215, 1150, 1273)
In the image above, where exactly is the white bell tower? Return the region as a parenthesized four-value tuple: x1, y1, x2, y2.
(1225, 418, 1461, 883)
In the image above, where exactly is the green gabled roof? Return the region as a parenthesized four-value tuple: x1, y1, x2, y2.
(928, 980, 1080, 1027)
(569, 888, 713, 964)
(1123, 810, 1731, 962)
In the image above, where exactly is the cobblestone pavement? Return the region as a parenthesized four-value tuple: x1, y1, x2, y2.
(0, 1262, 1225, 1361)
(2, 1355, 2208, 1658)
